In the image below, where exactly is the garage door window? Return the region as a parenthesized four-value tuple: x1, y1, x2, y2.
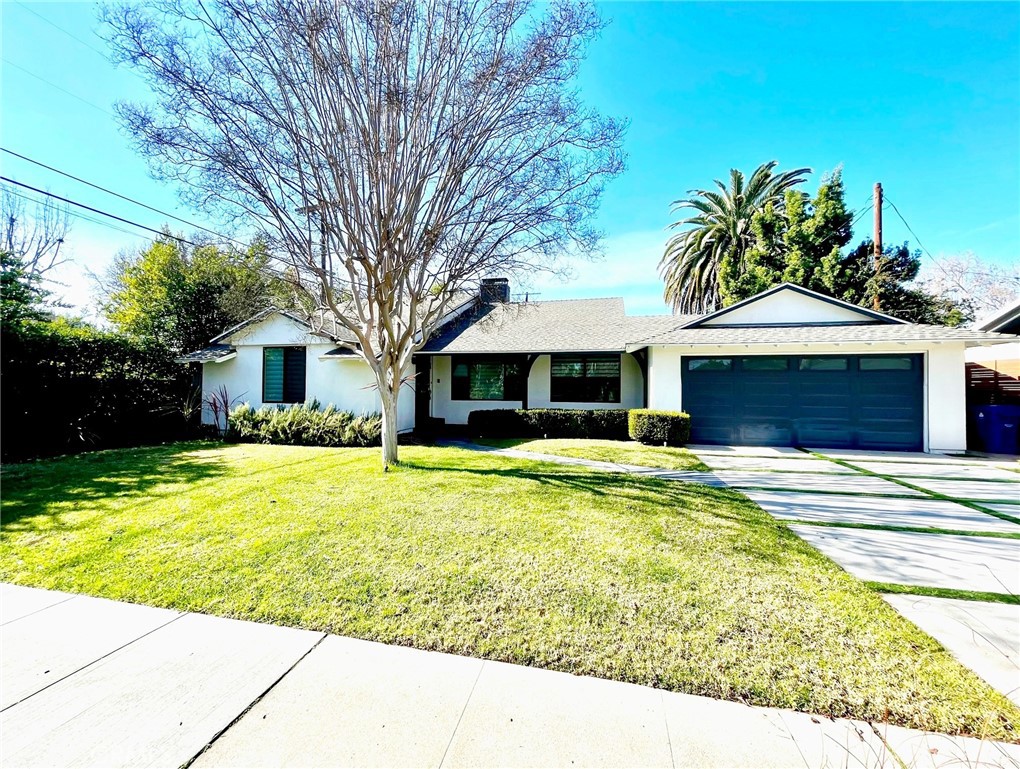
(860, 356, 913, 371)
(800, 357, 848, 371)
(742, 357, 789, 371)
(687, 358, 732, 371)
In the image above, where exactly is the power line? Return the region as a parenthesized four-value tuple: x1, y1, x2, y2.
(884, 197, 938, 262)
(3, 186, 155, 242)
(1, 176, 196, 245)
(1, 58, 117, 118)
(12, 2, 152, 87)
(850, 202, 873, 229)
(14, 2, 109, 58)
(1, 148, 247, 247)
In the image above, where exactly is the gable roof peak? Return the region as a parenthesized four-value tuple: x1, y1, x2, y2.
(679, 283, 907, 329)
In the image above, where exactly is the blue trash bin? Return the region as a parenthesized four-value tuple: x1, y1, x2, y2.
(981, 404, 1020, 455)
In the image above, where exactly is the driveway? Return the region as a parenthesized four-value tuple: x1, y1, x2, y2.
(688, 445, 1020, 706)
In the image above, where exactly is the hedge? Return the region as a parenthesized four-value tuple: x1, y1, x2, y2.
(1, 318, 193, 462)
(227, 401, 381, 447)
(628, 409, 691, 446)
(467, 408, 629, 440)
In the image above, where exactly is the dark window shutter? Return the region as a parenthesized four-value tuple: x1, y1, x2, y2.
(283, 347, 306, 402)
(264, 347, 306, 403)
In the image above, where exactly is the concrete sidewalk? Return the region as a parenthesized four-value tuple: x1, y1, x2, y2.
(2, 584, 1018, 768)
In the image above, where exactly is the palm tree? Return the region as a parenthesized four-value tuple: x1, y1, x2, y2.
(660, 161, 810, 313)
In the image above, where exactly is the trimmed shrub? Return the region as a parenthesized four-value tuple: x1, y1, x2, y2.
(467, 408, 629, 440)
(628, 409, 691, 446)
(466, 409, 529, 438)
(1, 317, 193, 462)
(227, 401, 381, 447)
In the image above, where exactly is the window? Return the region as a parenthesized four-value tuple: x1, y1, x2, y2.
(263, 347, 306, 403)
(741, 357, 789, 371)
(452, 358, 525, 401)
(860, 356, 913, 371)
(550, 354, 621, 402)
(687, 358, 732, 372)
(799, 357, 847, 371)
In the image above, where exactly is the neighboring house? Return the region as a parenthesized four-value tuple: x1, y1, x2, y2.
(179, 280, 1016, 453)
(965, 298, 1020, 447)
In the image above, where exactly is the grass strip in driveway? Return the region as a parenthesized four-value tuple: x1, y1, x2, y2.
(473, 438, 710, 471)
(786, 519, 1020, 540)
(1, 442, 1018, 740)
(866, 582, 1020, 606)
(808, 452, 1020, 527)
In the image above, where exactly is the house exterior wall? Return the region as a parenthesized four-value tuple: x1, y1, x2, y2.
(645, 341, 970, 452)
(199, 314, 414, 432)
(702, 291, 879, 326)
(428, 352, 644, 425)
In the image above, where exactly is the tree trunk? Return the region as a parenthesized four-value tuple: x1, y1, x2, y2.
(379, 382, 400, 471)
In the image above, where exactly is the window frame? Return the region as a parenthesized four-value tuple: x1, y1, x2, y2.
(450, 356, 526, 402)
(549, 353, 622, 404)
(263, 346, 307, 404)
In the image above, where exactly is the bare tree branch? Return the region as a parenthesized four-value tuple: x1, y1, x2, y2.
(1, 188, 72, 275)
(100, 0, 625, 467)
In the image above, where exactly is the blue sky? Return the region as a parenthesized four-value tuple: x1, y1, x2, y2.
(2, 1, 1018, 316)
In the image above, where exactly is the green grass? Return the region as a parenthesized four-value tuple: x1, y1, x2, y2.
(866, 582, 1020, 606)
(475, 438, 710, 472)
(2, 442, 1017, 741)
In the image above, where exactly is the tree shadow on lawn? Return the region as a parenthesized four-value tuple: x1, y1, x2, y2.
(0, 441, 232, 529)
(403, 458, 799, 566)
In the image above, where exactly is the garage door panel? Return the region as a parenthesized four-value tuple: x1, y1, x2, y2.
(738, 422, 794, 445)
(683, 354, 923, 451)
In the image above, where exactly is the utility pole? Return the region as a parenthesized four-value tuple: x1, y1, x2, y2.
(872, 182, 883, 312)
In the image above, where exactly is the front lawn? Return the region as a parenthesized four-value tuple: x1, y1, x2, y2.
(1, 442, 1016, 739)
(475, 438, 710, 471)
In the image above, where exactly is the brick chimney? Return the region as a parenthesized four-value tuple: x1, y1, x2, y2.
(480, 277, 510, 303)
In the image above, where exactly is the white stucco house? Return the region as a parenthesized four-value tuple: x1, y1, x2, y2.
(179, 280, 1016, 453)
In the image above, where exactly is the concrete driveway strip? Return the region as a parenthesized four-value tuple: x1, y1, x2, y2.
(851, 462, 1020, 481)
(789, 526, 1020, 594)
(882, 594, 1020, 707)
(712, 471, 925, 496)
(0, 612, 324, 768)
(742, 490, 1020, 533)
(1, 583, 75, 625)
(883, 478, 1020, 502)
(0, 592, 181, 709)
(696, 455, 855, 473)
(193, 634, 485, 768)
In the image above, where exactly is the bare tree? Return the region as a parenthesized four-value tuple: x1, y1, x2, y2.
(1, 188, 71, 275)
(918, 253, 1020, 319)
(101, 0, 624, 468)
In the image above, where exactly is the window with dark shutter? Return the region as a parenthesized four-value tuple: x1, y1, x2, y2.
(451, 357, 525, 401)
(263, 347, 306, 403)
(550, 354, 621, 403)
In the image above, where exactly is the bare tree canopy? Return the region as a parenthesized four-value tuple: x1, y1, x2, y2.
(918, 253, 1020, 319)
(101, 0, 625, 467)
(1, 188, 71, 275)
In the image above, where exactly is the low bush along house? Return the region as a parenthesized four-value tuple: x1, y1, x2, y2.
(178, 280, 1016, 452)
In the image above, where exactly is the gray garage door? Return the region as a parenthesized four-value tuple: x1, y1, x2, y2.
(681, 354, 924, 450)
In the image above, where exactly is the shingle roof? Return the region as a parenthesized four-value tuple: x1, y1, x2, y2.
(422, 298, 679, 353)
(629, 322, 1016, 348)
(174, 344, 236, 364)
